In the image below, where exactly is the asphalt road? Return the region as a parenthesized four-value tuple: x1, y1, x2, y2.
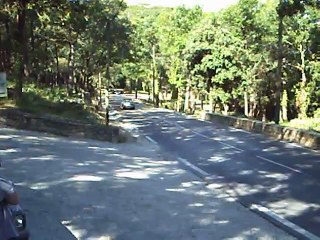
(0, 123, 296, 239)
(112, 94, 320, 238)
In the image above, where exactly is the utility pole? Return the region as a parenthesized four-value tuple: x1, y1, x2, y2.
(105, 19, 113, 126)
(105, 60, 110, 126)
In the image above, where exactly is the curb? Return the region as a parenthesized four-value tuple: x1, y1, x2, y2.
(250, 204, 320, 240)
(178, 157, 319, 240)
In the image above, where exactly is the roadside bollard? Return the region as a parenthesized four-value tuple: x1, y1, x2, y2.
(105, 107, 109, 126)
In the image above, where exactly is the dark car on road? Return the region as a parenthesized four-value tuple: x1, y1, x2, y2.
(120, 99, 135, 110)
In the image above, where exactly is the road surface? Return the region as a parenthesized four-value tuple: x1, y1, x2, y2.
(0, 125, 295, 239)
(113, 94, 320, 239)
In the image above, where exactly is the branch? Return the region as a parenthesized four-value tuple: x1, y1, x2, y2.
(284, 62, 303, 71)
(283, 39, 294, 46)
(34, 32, 72, 45)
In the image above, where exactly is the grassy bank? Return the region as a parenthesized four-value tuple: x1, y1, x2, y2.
(281, 118, 320, 133)
(0, 85, 97, 123)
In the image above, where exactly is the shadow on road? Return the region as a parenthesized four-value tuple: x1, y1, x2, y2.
(118, 107, 320, 238)
(0, 127, 294, 239)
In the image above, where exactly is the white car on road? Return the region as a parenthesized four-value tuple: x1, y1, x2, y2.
(120, 99, 135, 110)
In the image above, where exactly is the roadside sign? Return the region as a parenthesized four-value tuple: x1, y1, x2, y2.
(0, 72, 7, 98)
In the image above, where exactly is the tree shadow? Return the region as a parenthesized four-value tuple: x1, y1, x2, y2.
(120, 108, 320, 238)
(0, 127, 294, 239)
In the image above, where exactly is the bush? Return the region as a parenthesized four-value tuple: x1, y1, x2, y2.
(161, 100, 176, 110)
(15, 84, 95, 123)
(314, 108, 320, 118)
(282, 118, 320, 133)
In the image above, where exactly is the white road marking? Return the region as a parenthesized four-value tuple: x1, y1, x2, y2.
(256, 155, 302, 174)
(229, 126, 252, 134)
(278, 140, 320, 153)
(202, 120, 213, 124)
(145, 136, 158, 145)
(193, 131, 244, 152)
(250, 204, 320, 240)
(155, 115, 317, 237)
(163, 118, 312, 174)
(172, 121, 184, 130)
(163, 119, 244, 152)
(203, 120, 319, 153)
(178, 157, 209, 177)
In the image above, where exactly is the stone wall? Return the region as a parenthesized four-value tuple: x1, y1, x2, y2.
(204, 112, 320, 150)
(0, 108, 131, 143)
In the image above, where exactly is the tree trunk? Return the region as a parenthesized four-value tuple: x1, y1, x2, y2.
(16, 0, 28, 100)
(98, 72, 102, 106)
(209, 93, 214, 113)
(191, 92, 196, 114)
(30, 17, 35, 52)
(135, 79, 138, 99)
(177, 89, 184, 112)
(0, 20, 10, 72)
(55, 44, 60, 86)
(44, 39, 49, 85)
(249, 94, 257, 117)
(105, 46, 112, 125)
(171, 87, 178, 100)
(296, 44, 308, 119)
(274, 11, 284, 124)
(4, 20, 11, 71)
(201, 95, 204, 110)
(244, 91, 249, 116)
(223, 103, 229, 115)
(68, 41, 75, 95)
(184, 74, 191, 112)
(151, 45, 159, 107)
(281, 89, 288, 121)
(147, 82, 151, 101)
(152, 45, 155, 104)
(86, 58, 91, 92)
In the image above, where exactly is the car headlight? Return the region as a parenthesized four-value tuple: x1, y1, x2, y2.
(14, 214, 26, 231)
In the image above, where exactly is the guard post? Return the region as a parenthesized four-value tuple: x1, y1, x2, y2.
(105, 88, 109, 125)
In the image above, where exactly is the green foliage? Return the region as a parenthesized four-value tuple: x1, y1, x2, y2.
(0, 0, 131, 97)
(18, 84, 94, 122)
(1, 0, 319, 124)
(282, 118, 320, 132)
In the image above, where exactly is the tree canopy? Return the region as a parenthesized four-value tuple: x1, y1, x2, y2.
(0, 0, 319, 123)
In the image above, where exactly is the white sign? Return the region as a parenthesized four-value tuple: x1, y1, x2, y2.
(0, 72, 7, 98)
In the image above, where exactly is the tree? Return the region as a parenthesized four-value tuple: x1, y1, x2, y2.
(284, 5, 319, 118)
(274, 0, 312, 123)
(155, 6, 203, 110)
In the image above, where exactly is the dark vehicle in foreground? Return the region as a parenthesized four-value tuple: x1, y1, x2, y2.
(0, 160, 29, 240)
(120, 99, 135, 110)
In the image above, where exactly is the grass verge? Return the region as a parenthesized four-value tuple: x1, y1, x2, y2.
(281, 118, 320, 133)
(0, 85, 97, 124)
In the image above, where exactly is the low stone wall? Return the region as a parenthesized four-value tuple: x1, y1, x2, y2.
(204, 112, 320, 150)
(0, 108, 130, 143)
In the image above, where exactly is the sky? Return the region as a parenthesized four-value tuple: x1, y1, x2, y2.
(125, 0, 239, 12)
